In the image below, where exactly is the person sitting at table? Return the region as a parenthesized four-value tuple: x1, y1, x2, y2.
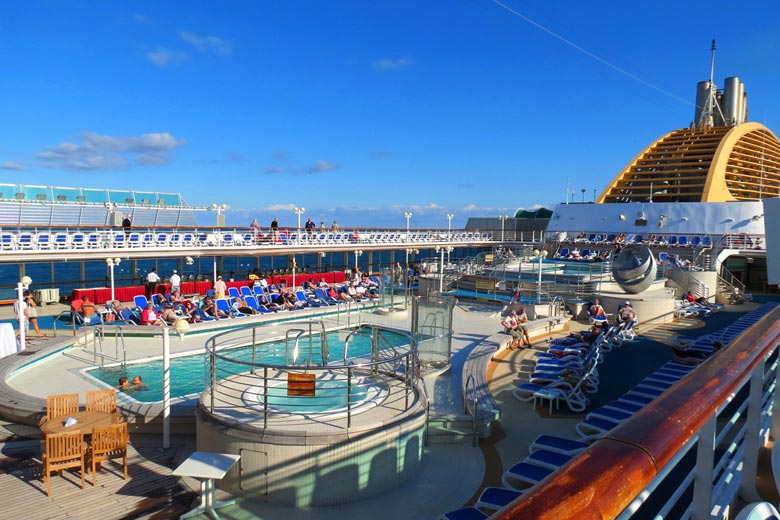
(141, 302, 165, 325)
(118, 376, 129, 390)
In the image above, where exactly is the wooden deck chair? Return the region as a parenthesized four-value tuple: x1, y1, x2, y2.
(42, 430, 86, 496)
(89, 422, 128, 486)
(43, 393, 80, 423)
(85, 389, 117, 415)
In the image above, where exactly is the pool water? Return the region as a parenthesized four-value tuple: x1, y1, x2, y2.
(242, 378, 381, 414)
(87, 329, 408, 403)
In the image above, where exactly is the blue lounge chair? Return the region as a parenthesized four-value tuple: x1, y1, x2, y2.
(240, 286, 253, 298)
(529, 434, 589, 456)
(474, 487, 524, 512)
(134, 295, 149, 311)
(438, 507, 488, 520)
(228, 287, 241, 299)
(216, 298, 246, 317)
(315, 288, 340, 305)
(244, 295, 273, 314)
(501, 461, 556, 490)
(525, 449, 573, 470)
(119, 309, 140, 325)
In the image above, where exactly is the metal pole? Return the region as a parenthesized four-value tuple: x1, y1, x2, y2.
(439, 248, 444, 292)
(163, 327, 171, 449)
(109, 263, 116, 302)
(16, 282, 25, 350)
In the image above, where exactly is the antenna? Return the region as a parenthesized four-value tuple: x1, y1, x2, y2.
(697, 40, 727, 129)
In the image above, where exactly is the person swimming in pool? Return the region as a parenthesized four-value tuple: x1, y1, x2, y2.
(131, 375, 148, 390)
(118, 376, 129, 390)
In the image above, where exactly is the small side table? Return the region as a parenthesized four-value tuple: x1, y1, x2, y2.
(533, 388, 560, 414)
(173, 451, 241, 520)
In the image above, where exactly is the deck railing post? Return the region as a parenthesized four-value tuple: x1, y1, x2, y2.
(738, 364, 766, 503)
(691, 414, 716, 520)
(773, 351, 780, 442)
(209, 339, 216, 412)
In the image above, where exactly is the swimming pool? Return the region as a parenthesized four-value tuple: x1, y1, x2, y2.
(86, 328, 409, 403)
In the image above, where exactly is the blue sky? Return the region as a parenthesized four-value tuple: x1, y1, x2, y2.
(1, 1, 779, 228)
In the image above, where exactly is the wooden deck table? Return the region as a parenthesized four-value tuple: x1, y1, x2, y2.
(40, 410, 115, 436)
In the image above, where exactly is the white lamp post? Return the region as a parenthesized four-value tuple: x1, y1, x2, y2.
(294, 206, 305, 243)
(106, 257, 121, 302)
(404, 212, 413, 243)
(534, 249, 549, 303)
(163, 318, 190, 449)
(16, 276, 31, 349)
(354, 250, 363, 270)
(498, 215, 508, 242)
(435, 246, 453, 293)
(446, 213, 455, 262)
(210, 203, 228, 227)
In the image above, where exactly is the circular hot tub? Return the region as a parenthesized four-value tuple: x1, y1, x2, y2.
(241, 374, 385, 417)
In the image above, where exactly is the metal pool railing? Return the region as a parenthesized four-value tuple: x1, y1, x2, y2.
(203, 321, 420, 430)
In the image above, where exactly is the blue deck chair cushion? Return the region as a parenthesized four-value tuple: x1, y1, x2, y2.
(475, 487, 524, 512)
(529, 434, 588, 456)
(439, 507, 488, 520)
(134, 295, 149, 311)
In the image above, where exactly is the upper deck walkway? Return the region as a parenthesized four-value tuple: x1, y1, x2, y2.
(0, 226, 499, 262)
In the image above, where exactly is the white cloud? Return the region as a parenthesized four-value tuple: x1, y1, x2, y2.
(179, 31, 232, 56)
(0, 161, 27, 171)
(146, 47, 187, 67)
(266, 160, 339, 175)
(304, 160, 338, 174)
(37, 131, 186, 171)
(265, 203, 296, 212)
(372, 57, 413, 72)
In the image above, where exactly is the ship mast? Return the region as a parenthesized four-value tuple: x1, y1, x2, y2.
(697, 40, 726, 129)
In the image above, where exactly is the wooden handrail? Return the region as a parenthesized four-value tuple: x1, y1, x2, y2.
(492, 306, 780, 519)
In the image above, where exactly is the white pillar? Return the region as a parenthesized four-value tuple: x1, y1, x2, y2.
(16, 282, 25, 350)
(163, 327, 171, 449)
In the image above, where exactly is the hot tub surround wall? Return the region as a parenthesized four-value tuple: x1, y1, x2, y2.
(194, 389, 428, 507)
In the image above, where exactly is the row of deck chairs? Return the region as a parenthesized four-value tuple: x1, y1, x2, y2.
(674, 294, 725, 319)
(122, 282, 379, 323)
(571, 234, 712, 248)
(439, 304, 780, 519)
(510, 321, 635, 413)
(439, 350, 688, 518)
(673, 302, 779, 356)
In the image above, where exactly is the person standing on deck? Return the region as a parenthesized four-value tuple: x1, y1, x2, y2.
(122, 214, 132, 238)
(214, 276, 227, 300)
(146, 268, 160, 299)
(305, 217, 315, 236)
(169, 270, 181, 295)
(270, 217, 279, 241)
